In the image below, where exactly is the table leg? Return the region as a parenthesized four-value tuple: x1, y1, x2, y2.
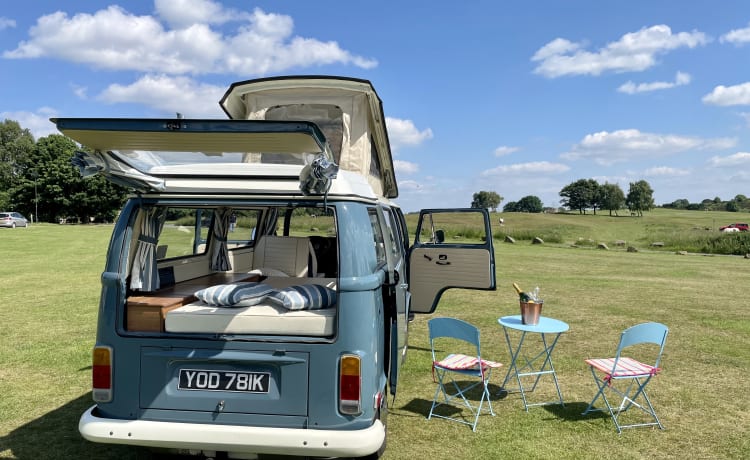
(499, 329, 565, 410)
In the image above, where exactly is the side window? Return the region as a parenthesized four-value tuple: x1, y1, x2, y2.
(227, 210, 261, 249)
(368, 207, 387, 267)
(273, 207, 336, 238)
(381, 208, 403, 262)
(155, 208, 263, 261)
(157, 208, 211, 259)
(415, 210, 488, 245)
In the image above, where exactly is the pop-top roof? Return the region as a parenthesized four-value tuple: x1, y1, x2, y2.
(220, 76, 397, 198)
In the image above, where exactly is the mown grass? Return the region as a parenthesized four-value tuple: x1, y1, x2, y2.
(403, 208, 750, 254)
(1, 212, 749, 459)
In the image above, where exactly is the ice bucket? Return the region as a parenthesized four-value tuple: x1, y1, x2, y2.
(520, 301, 543, 325)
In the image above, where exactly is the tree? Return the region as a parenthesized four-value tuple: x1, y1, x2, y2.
(600, 182, 625, 216)
(559, 178, 599, 214)
(0, 119, 35, 209)
(13, 134, 127, 222)
(625, 180, 654, 217)
(512, 195, 543, 213)
(667, 198, 690, 209)
(471, 191, 503, 212)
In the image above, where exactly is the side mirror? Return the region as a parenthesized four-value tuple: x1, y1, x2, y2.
(435, 229, 445, 244)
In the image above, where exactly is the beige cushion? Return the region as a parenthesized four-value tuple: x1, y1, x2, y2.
(252, 236, 316, 277)
(165, 302, 335, 336)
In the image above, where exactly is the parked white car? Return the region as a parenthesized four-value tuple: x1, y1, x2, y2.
(0, 212, 28, 228)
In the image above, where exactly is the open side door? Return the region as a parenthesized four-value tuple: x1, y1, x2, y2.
(408, 209, 496, 314)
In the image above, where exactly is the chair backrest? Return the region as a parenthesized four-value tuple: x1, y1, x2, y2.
(428, 317, 482, 358)
(253, 235, 317, 277)
(616, 322, 669, 367)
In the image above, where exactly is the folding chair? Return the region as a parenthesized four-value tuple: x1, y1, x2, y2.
(582, 322, 668, 433)
(428, 317, 502, 431)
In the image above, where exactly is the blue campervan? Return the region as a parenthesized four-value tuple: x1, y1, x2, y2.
(57, 76, 496, 459)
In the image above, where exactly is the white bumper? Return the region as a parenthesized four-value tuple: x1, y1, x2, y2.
(79, 406, 384, 457)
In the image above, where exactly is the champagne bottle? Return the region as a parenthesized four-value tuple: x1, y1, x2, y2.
(512, 282, 531, 302)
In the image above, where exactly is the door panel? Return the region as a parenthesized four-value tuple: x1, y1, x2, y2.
(408, 209, 496, 314)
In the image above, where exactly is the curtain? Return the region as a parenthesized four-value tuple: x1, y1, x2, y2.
(130, 207, 167, 291)
(211, 207, 232, 272)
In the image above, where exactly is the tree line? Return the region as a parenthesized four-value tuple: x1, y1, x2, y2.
(471, 179, 656, 215)
(470, 191, 545, 213)
(663, 195, 750, 212)
(0, 119, 127, 223)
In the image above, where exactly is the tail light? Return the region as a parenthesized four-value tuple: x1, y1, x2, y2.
(92, 346, 113, 402)
(339, 354, 361, 415)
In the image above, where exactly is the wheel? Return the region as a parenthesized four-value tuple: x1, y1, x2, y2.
(11, 222, 15, 228)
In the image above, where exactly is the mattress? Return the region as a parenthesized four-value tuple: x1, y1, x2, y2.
(164, 277, 337, 336)
(165, 302, 335, 336)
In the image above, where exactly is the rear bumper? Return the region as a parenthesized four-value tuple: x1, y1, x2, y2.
(79, 405, 385, 457)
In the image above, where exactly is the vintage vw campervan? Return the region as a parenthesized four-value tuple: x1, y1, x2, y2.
(56, 76, 496, 459)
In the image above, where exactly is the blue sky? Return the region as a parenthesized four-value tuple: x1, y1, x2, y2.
(2, 1, 750, 212)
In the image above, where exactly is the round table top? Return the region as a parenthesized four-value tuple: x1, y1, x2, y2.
(498, 315, 569, 334)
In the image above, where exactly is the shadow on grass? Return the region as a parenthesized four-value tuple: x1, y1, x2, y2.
(396, 382, 506, 419)
(543, 401, 610, 422)
(0, 393, 164, 460)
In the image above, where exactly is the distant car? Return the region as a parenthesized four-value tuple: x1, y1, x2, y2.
(719, 223, 749, 232)
(0, 212, 28, 228)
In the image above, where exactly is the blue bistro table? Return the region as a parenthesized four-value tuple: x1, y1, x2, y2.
(498, 315, 569, 411)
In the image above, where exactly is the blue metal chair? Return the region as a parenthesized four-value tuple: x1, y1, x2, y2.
(427, 317, 502, 431)
(582, 322, 668, 433)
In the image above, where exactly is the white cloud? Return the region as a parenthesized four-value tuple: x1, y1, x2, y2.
(644, 166, 690, 176)
(532, 38, 582, 61)
(398, 179, 423, 191)
(494, 145, 519, 156)
(707, 152, 750, 167)
(154, 0, 251, 28)
(1, 107, 59, 139)
(481, 161, 570, 176)
(561, 129, 736, 166)
(533, 25, 708, 78)
(720, 22, 750, 45)
(71, 84, 88, 99)
(97, 74, 226, 117)
(618, 71, 691, 94)
(385, 117, 433, 150)
(0, 16, 16, 30)
(702, 82, 750, 106)
(4, 5, 376, 75)
(394, 159, 419, 175)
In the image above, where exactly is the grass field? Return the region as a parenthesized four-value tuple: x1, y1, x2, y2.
(1, 210, 749, 459)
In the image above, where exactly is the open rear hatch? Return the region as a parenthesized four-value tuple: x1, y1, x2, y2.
(53, 118, 336, 194)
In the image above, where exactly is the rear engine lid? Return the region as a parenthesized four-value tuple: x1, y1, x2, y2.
(139, 347, 309, 417)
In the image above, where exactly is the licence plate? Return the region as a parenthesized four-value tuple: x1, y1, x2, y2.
(178, 369, 270, 393)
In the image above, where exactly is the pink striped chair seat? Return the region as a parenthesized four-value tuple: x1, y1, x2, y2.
(435, 353, 502, 371)
(585, 357, 660, 378)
